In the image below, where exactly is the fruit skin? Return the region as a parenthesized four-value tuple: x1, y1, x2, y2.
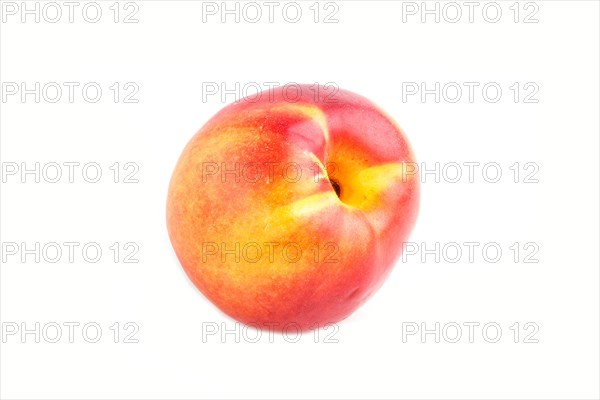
(167, 85, 419, 331)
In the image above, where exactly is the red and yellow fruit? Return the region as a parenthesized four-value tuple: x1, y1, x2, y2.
(167, 85, 419, 330)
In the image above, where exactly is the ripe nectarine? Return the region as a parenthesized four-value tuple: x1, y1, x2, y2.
(167, 85, 419, 330)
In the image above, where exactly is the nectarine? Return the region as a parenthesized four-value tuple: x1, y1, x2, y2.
(167, 84, 419, 330)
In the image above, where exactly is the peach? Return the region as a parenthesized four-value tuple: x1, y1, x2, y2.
(167, 85, 419, 330)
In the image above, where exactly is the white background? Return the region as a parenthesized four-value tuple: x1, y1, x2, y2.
(1, 1, 599, 399)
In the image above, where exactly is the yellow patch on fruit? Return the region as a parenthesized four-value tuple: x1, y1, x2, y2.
(341, 163, 412, 209)
(284, 191, 340, 217)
